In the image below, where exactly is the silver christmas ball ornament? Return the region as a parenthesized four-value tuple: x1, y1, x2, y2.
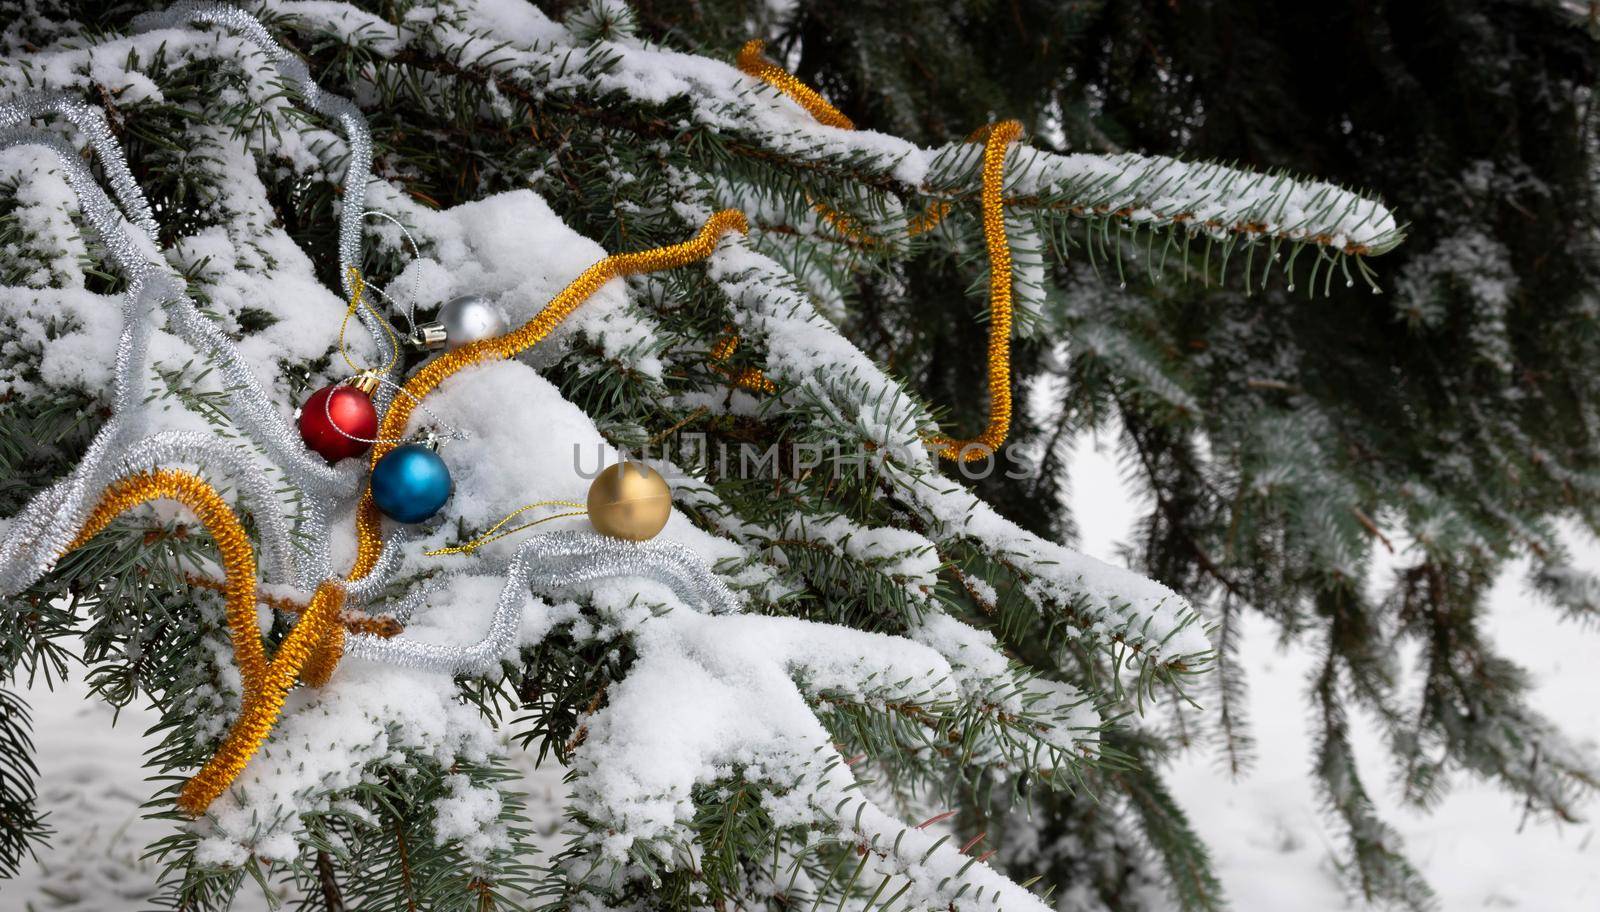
(439, 294, 507, 349)
(410, 295, 509, 351)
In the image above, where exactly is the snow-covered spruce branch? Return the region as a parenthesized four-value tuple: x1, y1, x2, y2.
(808, 662, 1102, 790)
(703, 237, 1211, 671)
(0, 3, 1400, 285)
(377, 3, 1400, 269)
(118, 0, 1403, 290)
(0, 100, 1121, 912)
(925, 138, 1402, 256)
(1312, 653, 1435, 910)
(559, 610, 1083, 910)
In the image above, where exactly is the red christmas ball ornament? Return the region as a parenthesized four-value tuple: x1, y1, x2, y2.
(299, 380, 379, 463)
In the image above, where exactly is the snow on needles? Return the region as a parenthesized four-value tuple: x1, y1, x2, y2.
(0, 78, 1105, 911)
(706, 238, 1208, 661)
(574, 611, 1071, 912)
(0, 0, 1415, 900)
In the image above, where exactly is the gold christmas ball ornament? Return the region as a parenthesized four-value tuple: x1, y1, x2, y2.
(586, 462, 672, 541)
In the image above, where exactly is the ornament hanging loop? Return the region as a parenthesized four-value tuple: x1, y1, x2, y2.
(423, 500, 589, 557)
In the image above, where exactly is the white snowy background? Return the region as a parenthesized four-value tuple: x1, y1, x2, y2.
(7, 429, 1597, 910)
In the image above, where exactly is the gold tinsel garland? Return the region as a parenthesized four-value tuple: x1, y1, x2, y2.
(177, 581, 344, 813)
(736, 39, 855, 130)
(185, 573, 403, 638)
(737, 41, 952, 247)
(65, 469, 345, 815)
(709, 330, 779, 393)
(735, 41, 1021, 460)
(924, 119, 1021, 461)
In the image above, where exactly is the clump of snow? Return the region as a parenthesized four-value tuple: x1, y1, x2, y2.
(402, 357, 743, 568)
(194, 657, 498, 864)
(366, 184, 668, 379)
(432, 773, 506, 863)
(571, 610, 1061, 910)
(779, 511, 941, 597)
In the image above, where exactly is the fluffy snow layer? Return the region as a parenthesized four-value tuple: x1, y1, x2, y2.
(11, 435, 1597, 909)
(9, 669, 569, 910)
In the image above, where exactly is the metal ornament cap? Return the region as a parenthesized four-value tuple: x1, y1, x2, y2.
(409, 321, 449, 351)
(586, 462, 672, 541)
(439, 294, 508, 349)
(371, 444, 453, 524)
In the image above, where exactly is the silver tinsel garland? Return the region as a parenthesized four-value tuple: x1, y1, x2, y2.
(0, 2, 395, 595)
(0, 112, 358, 595)
(130, 1, 395, 385)
(345, 531, 741, 675)
(0, 96, 159, 244)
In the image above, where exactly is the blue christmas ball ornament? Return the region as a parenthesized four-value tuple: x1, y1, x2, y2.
(370, 444, 452, 523)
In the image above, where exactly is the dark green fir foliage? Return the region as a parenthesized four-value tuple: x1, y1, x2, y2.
(0, 1, 1583, 911)
(0, 687, 50, 879)
(623, 1, 1600, 908)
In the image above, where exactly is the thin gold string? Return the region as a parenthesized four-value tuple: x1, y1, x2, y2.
(347, 209, 751, 581)
(65, 470, 344, 815)
(735, 42, 1020, 459)
(337, 266, 402, 378)
(423, 500, 588, 557)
